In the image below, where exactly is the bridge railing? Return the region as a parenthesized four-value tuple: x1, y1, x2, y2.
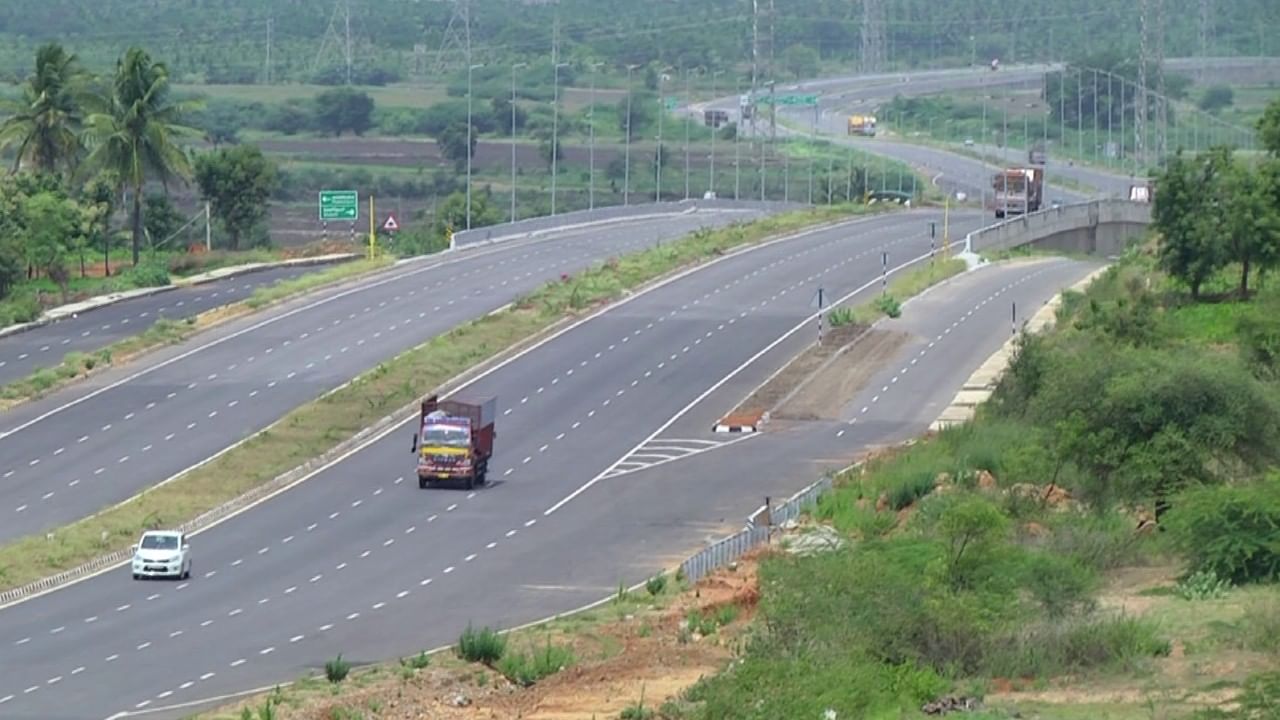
(963, 199, 1152, 255)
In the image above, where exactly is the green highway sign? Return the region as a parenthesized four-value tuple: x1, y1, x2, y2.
(759, 94, 818, 106)
(319, 190, 359, 221)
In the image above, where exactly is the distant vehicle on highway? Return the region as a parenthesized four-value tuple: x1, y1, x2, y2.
(964, 138, 975, 147)
(992, 167, 1044, 218)
(1029, 143, 1047, 165)
(131, 530, 192, 580)
(847, 114, 877, 136)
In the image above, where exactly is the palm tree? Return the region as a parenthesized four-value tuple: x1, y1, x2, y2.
(0, 43, 89, 176)
(82, 47, 200, 266)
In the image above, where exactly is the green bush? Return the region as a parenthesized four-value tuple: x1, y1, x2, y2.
(496, 637, 575, 687)
(645, 573, 667, 597)
(888, 471, 935, 510)
(1023, 552, 1099, 618)
(1175, 569, 1232, 601)
(456, 624, 506, 665)
(983, 615, 1168, 678)
(1164, 477, 1280, 585)
(827, 306, 857, 327)
(400, 650, 431, 670)
(874, 293, 902, 318)
(119, 261, 171, 288)
(324, 653, 351, 683)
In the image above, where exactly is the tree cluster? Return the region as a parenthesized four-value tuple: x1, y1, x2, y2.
(1154, 98, 1280, 299)
(0, 43, 279, 302)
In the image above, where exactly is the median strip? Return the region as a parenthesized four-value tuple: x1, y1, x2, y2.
(0, 257, 395, 411)
(0, 203, 892, 600)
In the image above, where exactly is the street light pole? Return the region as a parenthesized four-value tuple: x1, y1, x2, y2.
(587, 61, 603, 210)
(684, 67, 694, 201)
(710, 69, 724, 197)
(551, 61, 569, 216)
(734, 78, 741, 201)
(510, 62, 527, 223)
(466, 62, 485, 230)
(624, 63, 639, 205)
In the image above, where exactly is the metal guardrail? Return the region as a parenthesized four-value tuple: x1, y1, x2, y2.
(678, 474, 836, 583)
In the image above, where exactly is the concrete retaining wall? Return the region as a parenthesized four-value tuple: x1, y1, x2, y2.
(965, 199, 1152, 258)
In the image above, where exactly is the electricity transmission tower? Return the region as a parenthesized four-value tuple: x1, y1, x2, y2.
(432, 0, 472, 75)
(1199, 0, 1213, 80)
(861, 0, 886, 74)
(313, 0, 356, 84)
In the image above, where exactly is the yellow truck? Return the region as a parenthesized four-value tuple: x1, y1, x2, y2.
(847, 114, 877, 136)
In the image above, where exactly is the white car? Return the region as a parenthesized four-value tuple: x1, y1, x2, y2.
(131, 530, 191, 580)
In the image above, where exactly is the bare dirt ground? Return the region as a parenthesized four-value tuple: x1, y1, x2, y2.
(207, 556, 765, 720)
(732, 323, 911, 423)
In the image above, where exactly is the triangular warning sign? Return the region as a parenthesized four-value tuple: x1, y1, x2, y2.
(382, 214, 400, 231)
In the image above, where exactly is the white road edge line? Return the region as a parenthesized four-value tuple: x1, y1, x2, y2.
(1, 210, 902, 612)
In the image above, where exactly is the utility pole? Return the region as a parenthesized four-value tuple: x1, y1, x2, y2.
(1154, 0, 1167, 168)
(264, 18, 273, 85)
(344, 0, 352, 85)
(1199, 0, 1213, 81)
(751, 0, 759, 140)
(1138, 0, 1151, 169)
(861, 0, 886, 73)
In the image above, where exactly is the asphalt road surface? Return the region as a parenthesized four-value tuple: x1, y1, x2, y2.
(0, 266, 320, 385)
(0, 208, 1000, 720)
(0, 208, 766, 542)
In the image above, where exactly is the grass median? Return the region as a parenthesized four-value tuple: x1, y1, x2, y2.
(0, 202, 891, 594)
(0, 256, 393, 412)
(829, 256, 968, 327)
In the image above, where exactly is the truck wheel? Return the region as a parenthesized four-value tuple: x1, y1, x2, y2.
(465, 473, 475, 491)
(418, 477, 428, 489)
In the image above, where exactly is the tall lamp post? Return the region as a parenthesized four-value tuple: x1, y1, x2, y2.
(550, 61, 570, 216)
(509, 62, 527, 223)
(466, 62, 485, 230)
(710, 69, 724, 197)
(587, 61, 604, 210)
(623, 63, 640, 205)
(656, 65, 673, 202)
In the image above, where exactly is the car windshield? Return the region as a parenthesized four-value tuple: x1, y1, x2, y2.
(423, 424, 470, 447)
(140, 535, 179, 550)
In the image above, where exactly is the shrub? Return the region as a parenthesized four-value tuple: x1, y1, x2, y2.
(1175, 569, 1232, 601)
(827, 306, 857, 327)
(645, 573, 667, 597)
(874, 293, 901, 318)
(324, 653, 351, 683)
(496, 637, 575, 687)
(1023, 552, 1099, 618)
(400, 650, 431, 670)
(456, 624, 506, 665)
(888, 470, 935, 510)
(1164, 477, 1280, 585)
(984, 615, 1168, 678)
(120, 261, 171, 288)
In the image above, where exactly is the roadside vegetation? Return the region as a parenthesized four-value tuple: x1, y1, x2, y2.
(0, 202, 893, 594)
(651, 99, 1280, 719)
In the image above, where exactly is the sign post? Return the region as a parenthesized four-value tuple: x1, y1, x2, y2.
(810, 287, 825, 346)
(380, 211, 400, 260)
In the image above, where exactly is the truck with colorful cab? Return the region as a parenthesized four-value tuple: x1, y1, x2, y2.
(411, 393, 496, 490)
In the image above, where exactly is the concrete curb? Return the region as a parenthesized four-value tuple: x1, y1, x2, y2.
(929, 263, 1111, 431)
(0, 253, 360, 341)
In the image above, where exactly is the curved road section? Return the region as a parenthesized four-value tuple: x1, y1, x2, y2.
(0, 206, 768, 541)
(2, 208, 991, 719)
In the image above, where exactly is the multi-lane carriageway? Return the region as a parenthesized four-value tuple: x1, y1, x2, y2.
(0, 204, 1096, 719)
(0, 207, 770, 543)
(0, 59, 1164, 719)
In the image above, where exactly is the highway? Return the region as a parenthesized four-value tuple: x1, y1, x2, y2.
(0, 60, 1172, 720)
(0, 208, 1001, 719)
(0, 207, 767, 542)
(0, 265, 321, 385)
(703, 63, 1143, 199)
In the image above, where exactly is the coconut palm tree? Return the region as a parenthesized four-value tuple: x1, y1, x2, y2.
(0, 43, 89, 176)
(82, 47, 200, 266)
